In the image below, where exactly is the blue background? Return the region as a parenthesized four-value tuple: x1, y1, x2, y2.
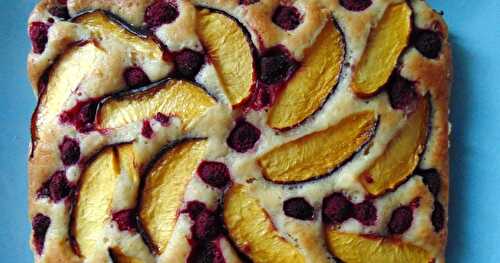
(0, 0, 499, 261)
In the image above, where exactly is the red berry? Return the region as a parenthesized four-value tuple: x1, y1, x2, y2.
(283, 197, 314, 220)
(414, 30, 442, 59)
(387, 75, 418, 114)
(226, 119, 261, 153)
(184, 201, 208, 220)
(29, 22, 50, 54)
(48, 6, 70, 20)
(353, 201, 377, 226)
(239, 0, 259, 5)
(388, 206, 413, 235)
(259, 46, 298, 85)
(419, 169, 441, 197)
(49, 171, 72, 202)
(59, 137, 80, 166)
(141, 120, 154, 139)
(197, 161, 231, 189)
(193, 211, 220, 241)
(339, 0, 372, 12)
(431, 201, 445, 232)
(322, 193, 354, 225)
(154, 112, 171, 126)
(272, 6, 302, 31)
(187, 241, 225, 263)
(112, 209, 137, 232)
(32, 214, 51, 255)
(174, 49, 205, 79)
(123, 66, 150, 88)
(144, 0, 179, 29)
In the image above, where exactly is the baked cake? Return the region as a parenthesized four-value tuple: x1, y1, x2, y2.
(27, 0, 452, 262)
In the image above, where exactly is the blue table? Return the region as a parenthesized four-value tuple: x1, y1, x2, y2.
(0, 0, 498, 261)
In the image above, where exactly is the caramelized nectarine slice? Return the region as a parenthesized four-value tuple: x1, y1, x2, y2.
(325, 229, 432, 263)
(71, 147, 119, 257)
(258, 111, 377, 183)
(138, 139, 208, 254)
(360, 97, 429, 196)
(351, 3, 412, 97)
(74, 11, 163, 60)
(197, 9, 255, 106)
(35, 42, 105, 135)
(268, 20, 345, 129)
(224, 185, 305, 263)
(97, 80, 216, 129)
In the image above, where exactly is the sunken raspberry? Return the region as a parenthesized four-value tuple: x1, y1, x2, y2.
(59, 137, 80, 166)
(49, 171, 72, 202)
(29, 22, 50, 54)
(48, 6, 70, 20)
(322, 193, 354, 225)
(339, 0, 372, 12)
(431, 201, 445, 232)
(226, 119, 261, 153)
(144, 0, 179, 29)
(174, 49, 205, 79)
(388, 206, 413, 235)
(184, 201, 208, 220)
(154, 112, 171, 126)
(239, 0, 259, 5)
(112, 209, 137, 232)
(197, 161, 231, 189)
(259, 47, 298, 85)
(283, 197, 314, 220)
(141, 120, 154, 139)
(32, 214, 51, 255)
(420, 169, 441, 197)
(123, 66, 150, 88)
(187, 241, 225, 263)
(59, 99, 98, 133)
(387, 75, 418, 114)
(193, 211, 221, 241)
(414, 30, 442, 59)
(353, 201, 377, 226)
(272, 6, 302, 31)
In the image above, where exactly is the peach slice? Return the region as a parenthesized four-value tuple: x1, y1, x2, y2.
(71, 147, 120, 257)
(197, 9, 255, 106)
(351, 3, 412, 97)
(138, 139, 208, 254)
(258, 111, 377, 183)
(97, 79, 216, 130)
(223, 184, 306, 263)
(360, 97, 429, 196)
(325, 229, 432, 263)
(268, 19, 345, 129)
(73, 11, 163, 60)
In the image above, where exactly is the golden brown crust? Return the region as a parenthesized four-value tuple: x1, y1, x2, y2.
(27, 0, 452, 262)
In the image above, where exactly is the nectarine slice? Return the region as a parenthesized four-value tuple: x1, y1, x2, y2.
(138, 139, 208, 254)
(325, 229, 432, 263)
(224, 184, 306, 263)
(71, 147, 119, 257)
(97, 80, 216, 129)
(360, 97, 429, 196)
(351, 3, 412, 97)
(268, 19, 345, 129)
(74, 11, 163, 60)
(258, 111, 377, 183)
(197, 9, 255, 106)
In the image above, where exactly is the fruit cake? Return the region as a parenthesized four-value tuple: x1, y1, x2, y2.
(27, 0, 452, 262)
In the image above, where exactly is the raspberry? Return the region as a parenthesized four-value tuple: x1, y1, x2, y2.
(193, 211, 221, 241)
(419, 169, 441, 197)
(32, 214, 51, 255)
(123, 66, 150, 88)
(48, 6, 70, 20)
(174, 49, 205, 79)
(259, 46, 298, 85)
(197, 161, 231, 189)
(154, 112, 171, 127)
(184, 201, 208, 220)
(322, 193, 353, 225)
(59, 137, 80, 166)
(226, 119, 261, 153)
(388, 206, 413, 235)
(239, 0, 259, 5)
(49, 171, 72, 202)
(141, 120, 154, 139)
(431, 201, 445, 232)
(414, 30, 442, 59)
(353, 201, 377, 226)
(144, 0, 179, 29)
(283, 198, 314, 220)
(339, 0, 372, 12)
(112, 209, 137, 232)
(387, 75, 418, 114)
(187, 241, 225, 263)
(272, 6, 302, 31)
(29, 22, 50, 54)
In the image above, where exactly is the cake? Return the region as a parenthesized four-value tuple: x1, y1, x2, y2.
(27, 0, 452, 262)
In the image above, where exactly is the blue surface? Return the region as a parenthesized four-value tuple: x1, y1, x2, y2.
(0, 0, 499, 262)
